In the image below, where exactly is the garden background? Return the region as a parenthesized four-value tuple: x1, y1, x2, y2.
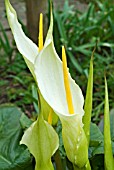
(0, 0, 114, 169)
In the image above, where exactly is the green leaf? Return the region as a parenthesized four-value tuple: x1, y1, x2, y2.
(89, 123, 104, 159)
(104, 77, 114, 170)
(20, 114, 59, 170)
(90, 123, 103, 147)
(99, 108, 114, 142)
(89, 123, 114, 157)
(0, 104, 33, 170)
(109, 109, 114, 142)
(83, 51, 94, 144)
(20, 113, 33, 129)
(91, 141, 114, 156)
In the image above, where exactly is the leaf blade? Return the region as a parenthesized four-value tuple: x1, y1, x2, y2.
(83, 51, 94, 144)
(104, 77, 114, 170)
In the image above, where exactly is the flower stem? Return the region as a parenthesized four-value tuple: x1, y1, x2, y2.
(54, 150, 63, 170)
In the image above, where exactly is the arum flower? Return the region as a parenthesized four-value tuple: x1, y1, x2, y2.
(5, 1, 59, 170)
(35, 43, 88, 168)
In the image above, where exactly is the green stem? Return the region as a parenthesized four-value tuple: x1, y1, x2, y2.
(54, 150, 63, 170)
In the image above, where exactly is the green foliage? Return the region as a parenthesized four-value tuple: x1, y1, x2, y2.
(0, 22, 13, 61)
(0, 104, 34, 170)
(90, 123, 103, 147)
(89, 120, 114, 169)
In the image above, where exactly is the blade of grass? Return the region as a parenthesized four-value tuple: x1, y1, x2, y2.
(0, 22, 11, 49)
(67, 51, 83, 74)
(54, 11, 67, 44)
(104, 77, 114, 170)
(84, 3, 94, 26)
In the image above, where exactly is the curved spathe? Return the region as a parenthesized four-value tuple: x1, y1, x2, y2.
(35, 42, 84, 118)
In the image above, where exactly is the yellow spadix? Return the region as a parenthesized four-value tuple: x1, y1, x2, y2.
(62, 46, 74, 114)
(38, 13, 43, 51)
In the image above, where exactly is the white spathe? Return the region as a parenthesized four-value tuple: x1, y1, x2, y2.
(35, 42, 84, 118)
